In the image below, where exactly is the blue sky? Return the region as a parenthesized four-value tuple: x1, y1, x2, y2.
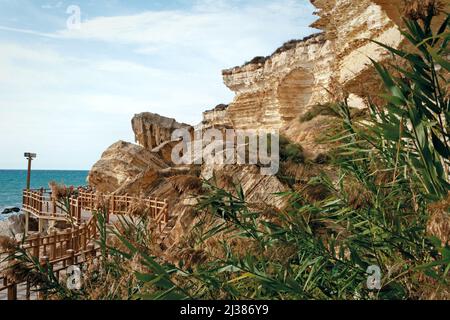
(0, 0, 317, 170)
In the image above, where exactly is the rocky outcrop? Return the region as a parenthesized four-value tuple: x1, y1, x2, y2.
(88, 140, 169, 193)
(132, 112, 191, 150)
(1, 207, 20, 215)
(206, 164, 289, 209)
(0, 214, 25, 238)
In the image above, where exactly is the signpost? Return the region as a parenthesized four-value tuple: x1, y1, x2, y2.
(24, 152, 36, 190)
(24, 153, 36, 237)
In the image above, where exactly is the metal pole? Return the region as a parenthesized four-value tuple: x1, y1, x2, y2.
(26, 156, 32, 190)
(24, 152, 36, 190)
(24, 152, 36, 237)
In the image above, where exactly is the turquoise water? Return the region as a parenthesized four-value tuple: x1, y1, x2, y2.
(0, 170, 88, 220)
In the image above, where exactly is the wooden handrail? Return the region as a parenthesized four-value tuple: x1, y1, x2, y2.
(2, 187, 172, 300)
(0, 244, 101, 300)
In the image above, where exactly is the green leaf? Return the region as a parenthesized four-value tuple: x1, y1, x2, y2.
(428, 46, 450, 72)
(431, 131, 450, 158)
(371, 59, 395, 89)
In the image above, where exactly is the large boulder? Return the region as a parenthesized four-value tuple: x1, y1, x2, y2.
(88, 140, 169, 193)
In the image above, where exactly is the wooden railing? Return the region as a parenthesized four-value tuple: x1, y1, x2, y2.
(0, 271, 27, 300)
(22, 189, 170, 228)
(0, 243, 100, 300)
(1, 188, 171, 300)
(21, 216, 98, 261)
(22, 189, 80, 222)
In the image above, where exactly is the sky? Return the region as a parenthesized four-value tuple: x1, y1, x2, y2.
(0, 0, 317, 170)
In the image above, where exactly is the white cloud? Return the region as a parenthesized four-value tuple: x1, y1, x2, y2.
(0, 25, 60, 39)
(56, 0, 316, 64)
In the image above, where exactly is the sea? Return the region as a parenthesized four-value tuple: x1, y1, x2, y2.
(0, 170, 88, 221)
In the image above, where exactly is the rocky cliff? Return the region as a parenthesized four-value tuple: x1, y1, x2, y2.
(219, 0, 406, 154)
(87, 0, 447, 252)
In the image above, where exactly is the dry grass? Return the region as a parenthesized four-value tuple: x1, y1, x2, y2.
(176, 248, 208, 270)
(302, 183, 332, 203)
(0, 236, 17, 253)
(427, 192, 450, 246)
(168, 175, 204, 194)
(344, 180, 373, 210)
(403, 0, 444, 20)
(127, 199, 153, 217)
(2, 260, 48, 288)
(48, 181, 71, 201)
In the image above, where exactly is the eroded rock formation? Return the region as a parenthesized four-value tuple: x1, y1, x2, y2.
(222, 34, 328, 130)
(132, 112, 191, 150)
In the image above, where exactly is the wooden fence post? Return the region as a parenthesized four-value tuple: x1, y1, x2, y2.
(7, 282, 17, 301)
(38, 256, 49, 300)
(52, 197, 57, 215)
(64, 228, 72, 251)
(38, 218, 45, 234)
(77, 197, 82, 223)
(110, 195, 115, 216)
(79, 223, 86, 250)
(73, 226, 80, 252)
(24, 211, 29, 237)
(33, 234, 40, 259)
(67, 249, 75, 266)
(50, 230, 57, 260)
(39, 194, 43, 214)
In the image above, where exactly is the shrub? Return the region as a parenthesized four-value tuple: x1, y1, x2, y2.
(299, 102, 341, 123)
(279, 136, 305, 163)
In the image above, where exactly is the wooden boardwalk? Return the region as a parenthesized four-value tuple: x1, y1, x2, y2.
(0, 188, 171, 300)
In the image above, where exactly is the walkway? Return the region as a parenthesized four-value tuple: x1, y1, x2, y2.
(0, 188, 171, 300)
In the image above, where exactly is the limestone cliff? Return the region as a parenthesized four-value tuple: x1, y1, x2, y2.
(214, 0, 411, 156)
(222, 34, 329, 130)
